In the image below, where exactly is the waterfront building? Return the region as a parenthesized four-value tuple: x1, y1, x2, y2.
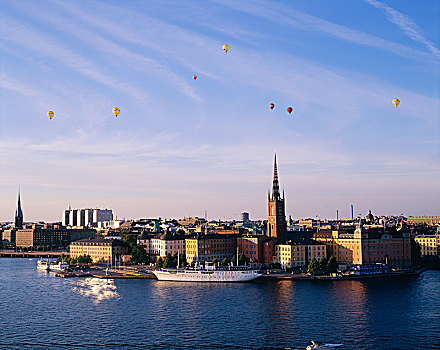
(2, 229, 16, 245)
(313, 221, 411, 268)
(15, 191, 23, 229)
(273, 242, 326, 269)
(14, 225, 95, 248)
(148, 232, 186, 258)
(262, 239, 275, 265)
(407, 216, 440, 226)
(185, 234, 236, 264)
(414, 231, 440, 258)
(237, 234, 272, 263)
(69, 238, 128, 263)
(267, 154, 287, 242)
(62, 208, 113, 227)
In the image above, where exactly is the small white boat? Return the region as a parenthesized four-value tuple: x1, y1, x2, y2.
(37, 259, 51, 271)
(306, 341, 343, 350)
(49, 262, 69, 272)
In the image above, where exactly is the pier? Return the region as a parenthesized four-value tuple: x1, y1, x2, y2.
(0, 251, 69, 258)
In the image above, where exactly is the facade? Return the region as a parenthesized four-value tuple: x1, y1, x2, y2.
(2, 229, 16, 245)
(267, 154, 287, 242)
(185, 234, 237, 264)
(407, 216, 440, 226)
(237, 234, 272, 263)
(273, 243, 327, 269)
(14, 225, 95, 248)
(149, 233, 186, 257)
(414, 234, 439, 258)
(69, 239, 128, 263)
(62, 208, 113, 227)
(313, 222, 411, 268)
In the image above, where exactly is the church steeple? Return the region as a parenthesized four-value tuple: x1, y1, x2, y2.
(267, 153, 287, 242)
(15, 190, 23, 229)
(271, 153, 280, 200)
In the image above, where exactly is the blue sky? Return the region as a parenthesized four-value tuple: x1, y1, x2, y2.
(1, 0, 439, 222)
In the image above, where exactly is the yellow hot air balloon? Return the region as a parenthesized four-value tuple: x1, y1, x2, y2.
(392, 98, 400, 108)
(112, 107, 120, 117)
(47, 111, 54, 120)
(222, 44, 229, 53)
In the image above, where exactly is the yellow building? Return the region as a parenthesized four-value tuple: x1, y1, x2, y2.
(273, 243, 326, 269)
(69, 239, 128, 263)
(185, 234, 236, 264)
(313, 222, 411, 268)
(414, 234, 439, 257)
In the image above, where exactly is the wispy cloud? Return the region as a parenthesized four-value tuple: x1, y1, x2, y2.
(209, 0, 436, 63)
(365, 0, 440, 59)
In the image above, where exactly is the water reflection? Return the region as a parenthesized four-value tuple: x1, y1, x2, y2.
(71, 278, 119, 303)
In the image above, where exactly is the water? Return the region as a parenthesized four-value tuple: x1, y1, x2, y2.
(0, 259, 439, 350)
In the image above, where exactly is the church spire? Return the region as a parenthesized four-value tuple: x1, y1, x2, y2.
(15, 189, 23, 228)
(272, 153, 280, 200)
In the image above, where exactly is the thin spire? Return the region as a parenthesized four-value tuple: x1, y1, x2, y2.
(16, 189, 23, 218)
(272, 153, 280, 200)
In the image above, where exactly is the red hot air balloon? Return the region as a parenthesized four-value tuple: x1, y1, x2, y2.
(193, 75, 197, 80)
(269, 103, 275, 110)
(287, 107, 293, 114)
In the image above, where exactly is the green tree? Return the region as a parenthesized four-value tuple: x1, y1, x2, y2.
(319, 257, 328, 273)
(131, 245, 150, 264)
(156, 257, 163, 269)
(308, 257, 319, 275)
(212, 258, 218, 266)
(163, 253, 172, 268)
(77, 254, 92, 264)
(179, 253, 187, 267)
(327, 256, 338, 274)
(220, 258, 229, 266)
(176, 229, 186, 236)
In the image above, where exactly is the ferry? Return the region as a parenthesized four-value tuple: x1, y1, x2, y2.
(49, 262, 69, 272)
(152, 265, 262, 282)
(36, 259, 51, 271)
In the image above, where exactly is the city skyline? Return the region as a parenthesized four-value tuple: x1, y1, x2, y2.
(1, 0, 439, 221)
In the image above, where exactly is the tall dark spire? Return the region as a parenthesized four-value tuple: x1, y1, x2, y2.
(15, 190, 23, 228)
(272, 153, 280, 200)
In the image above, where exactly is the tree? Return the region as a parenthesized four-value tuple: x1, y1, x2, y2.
(231, 255, 237, 266)
(179, 253, 187, 267)
(327, 256, 338, 274)
(212, 258, 218, 266)
(176, 229, 186, 236)
(319, 257, 328, 273)
(156, 257, 163, 269)
(220, 258, 229, 266)
(308, 257, 319, 275)
(132, 245, 150, 264)
(163, 254, 172, 268)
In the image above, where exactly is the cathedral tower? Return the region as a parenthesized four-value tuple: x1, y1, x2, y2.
(267, 154, 287, 242)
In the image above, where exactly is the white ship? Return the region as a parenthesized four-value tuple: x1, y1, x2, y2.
(49, 262, 69, 272)
(152, 265, 262, 282)
(37, 259, 51, 271)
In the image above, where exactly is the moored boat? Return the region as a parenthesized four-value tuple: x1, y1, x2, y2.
(152, 265, 262, 282)
(37, 259, 51, 271)
(49, 262, 69, 272)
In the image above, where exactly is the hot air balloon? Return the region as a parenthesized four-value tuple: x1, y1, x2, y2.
(269, 103, 275, 110)
(47, 111, 54, 120)
(112, 107, 120, 117)
(193, 75, 197, 80)
(222, 44, 229, 53)
(287, 107, 293, 114)
(392, 98, 400, 108)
